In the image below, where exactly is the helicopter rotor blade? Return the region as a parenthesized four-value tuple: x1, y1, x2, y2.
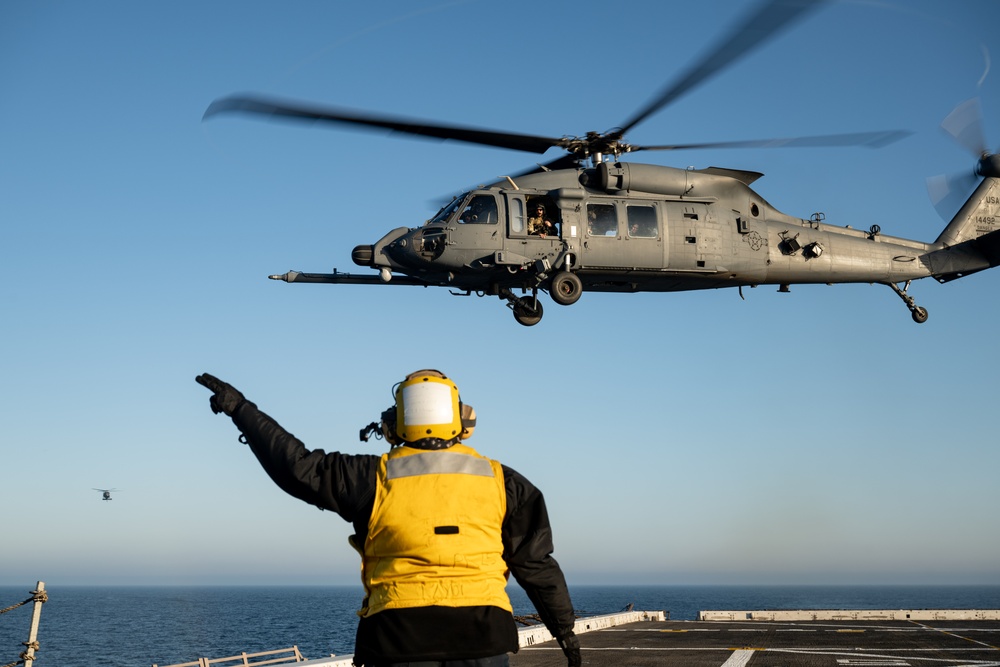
(204, 94, 562, 155)
(508, 155, 583, 178)
(614, 0, 829, 139)
(927, 170, 980, 220)
(941, 97, 989, 158)
(632, 129, 912, 153)
(429, 155, 582, 209)
(927, 97, 995, 220)
(204, 1, 909, 164)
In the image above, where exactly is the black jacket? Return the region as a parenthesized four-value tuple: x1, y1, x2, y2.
(231, 401, 576, 664)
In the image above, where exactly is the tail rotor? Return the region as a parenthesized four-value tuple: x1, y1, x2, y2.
(942, 97, 989, 158)
(928, 97, 997, 219)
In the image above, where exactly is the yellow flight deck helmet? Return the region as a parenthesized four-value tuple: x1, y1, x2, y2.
(396, 369, 476, 444)
(359, 370, 476, 448)
(396, 369, 464, 444)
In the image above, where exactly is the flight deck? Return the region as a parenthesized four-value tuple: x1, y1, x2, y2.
(286, 610, 1000, 667)
(509, 612, 1000, 667)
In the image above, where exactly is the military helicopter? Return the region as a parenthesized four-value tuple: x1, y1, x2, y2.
(93, 488, 120, 501)
(204, 0, 1000, 327)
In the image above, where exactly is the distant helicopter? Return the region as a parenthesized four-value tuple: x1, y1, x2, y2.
(204, 0, 1000, 327)
(93, 488, 120, 501)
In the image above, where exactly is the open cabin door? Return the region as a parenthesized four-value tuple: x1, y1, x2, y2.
(501, 192, 564, 266)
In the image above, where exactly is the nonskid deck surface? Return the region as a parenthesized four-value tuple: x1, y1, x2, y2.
(509, 618, 1000, 667)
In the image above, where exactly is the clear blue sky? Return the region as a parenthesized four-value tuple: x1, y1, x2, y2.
(3, 0, 999, 588)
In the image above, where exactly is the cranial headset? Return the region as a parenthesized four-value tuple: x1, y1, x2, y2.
(360, 369, 476, 449)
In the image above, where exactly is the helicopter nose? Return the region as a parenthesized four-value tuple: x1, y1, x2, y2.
(352, 244, 374, 266)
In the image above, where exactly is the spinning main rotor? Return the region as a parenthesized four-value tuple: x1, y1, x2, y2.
(204, 0, 909, 169)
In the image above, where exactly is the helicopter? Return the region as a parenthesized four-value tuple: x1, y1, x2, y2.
(204, 0, 1000, 327)
(93, 488, 120, 501)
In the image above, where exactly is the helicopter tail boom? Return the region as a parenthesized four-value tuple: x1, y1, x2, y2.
(927, 229, 1000, 284)
(935, 163, 1000, 246)
(928, 170, 1000, 282)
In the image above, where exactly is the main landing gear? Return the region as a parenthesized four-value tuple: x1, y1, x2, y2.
(885, 280, 929, 324)
(550, 271, 583, 306)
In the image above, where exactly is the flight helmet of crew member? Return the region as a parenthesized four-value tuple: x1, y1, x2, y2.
(378, 369, 476, 449)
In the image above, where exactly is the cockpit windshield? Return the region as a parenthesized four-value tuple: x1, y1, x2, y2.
(427, 195, 467, 225)
(427, 192, 499, 225)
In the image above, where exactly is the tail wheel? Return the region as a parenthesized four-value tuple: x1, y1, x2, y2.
(550, 271, 583, 306)
(513, 298, 543, 326)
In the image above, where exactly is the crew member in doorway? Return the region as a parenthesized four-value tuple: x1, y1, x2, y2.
(527, 203, 556, 237)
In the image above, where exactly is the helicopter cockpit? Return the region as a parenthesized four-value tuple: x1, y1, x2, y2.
(428, 193, 499, 225)
(426, 191, 564, 242)
(458, 194, 498, 224)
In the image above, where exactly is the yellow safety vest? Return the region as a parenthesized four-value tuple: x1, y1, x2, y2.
(358, 443, 511, 617)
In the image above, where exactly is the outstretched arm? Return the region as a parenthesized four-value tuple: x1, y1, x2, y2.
(196, 373, 379, 522)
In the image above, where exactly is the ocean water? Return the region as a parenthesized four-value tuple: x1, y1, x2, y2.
(1, 585, 998, 667)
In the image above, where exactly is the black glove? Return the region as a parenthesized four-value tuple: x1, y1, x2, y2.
(558, 633, 581, 667)
(196, 373, 246, 417)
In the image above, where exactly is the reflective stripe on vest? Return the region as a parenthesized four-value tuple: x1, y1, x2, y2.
(386, 451, 495, 479)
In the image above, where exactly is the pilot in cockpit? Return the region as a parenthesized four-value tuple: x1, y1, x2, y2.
(459, 195, 497, 224)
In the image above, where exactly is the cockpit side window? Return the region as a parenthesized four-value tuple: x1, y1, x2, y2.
(459, 194, 498, 224)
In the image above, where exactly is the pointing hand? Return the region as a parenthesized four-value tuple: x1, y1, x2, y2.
(196, 373, 246, 417)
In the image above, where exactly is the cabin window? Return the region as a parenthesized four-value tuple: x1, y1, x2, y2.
(587, 203, 616, 236)
(509, 198, 525, 234)
(627, 205, 657, 238)
(458, 195, 498, 224)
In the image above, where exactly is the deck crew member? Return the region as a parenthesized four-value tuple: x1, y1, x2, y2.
(196, 369, 581, 667)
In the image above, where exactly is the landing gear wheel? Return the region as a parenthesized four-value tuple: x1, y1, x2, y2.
(512, 298, 543, 326)
(550, 271, 583, 306)
(885, 281, 929, 325)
